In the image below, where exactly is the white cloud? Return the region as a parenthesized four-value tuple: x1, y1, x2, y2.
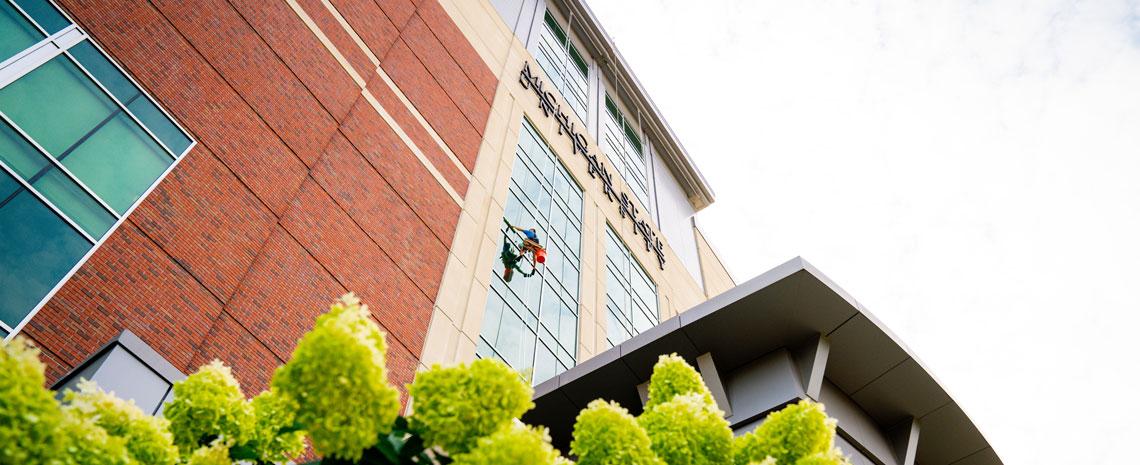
(586, 0, 1140, 463)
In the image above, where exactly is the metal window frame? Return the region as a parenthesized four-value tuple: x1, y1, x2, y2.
(603, 223, 659, 343)
(1, 0, 197, 340)
(480, 118, 584, 383)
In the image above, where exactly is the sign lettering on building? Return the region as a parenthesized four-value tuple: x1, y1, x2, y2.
(519, 62, 667, 270)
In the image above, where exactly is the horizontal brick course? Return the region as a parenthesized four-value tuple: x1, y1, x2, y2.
(129, 148, 276, 302)
(153, 0, 338, 167)
(309, 132, 449, 299)
(23, 222, 223, 372)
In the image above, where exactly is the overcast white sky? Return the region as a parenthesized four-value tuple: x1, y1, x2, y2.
(584, 0, 1140, 463)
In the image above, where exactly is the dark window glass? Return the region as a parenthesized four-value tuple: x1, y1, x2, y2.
(12, 0, 70, 34)
(0, 169, 91, 328)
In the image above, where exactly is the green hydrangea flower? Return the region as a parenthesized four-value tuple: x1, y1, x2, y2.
(733, 400, 839, 465)
(185, 442, 233, 465)
(452, 423, 560, 465)
(247, 389, 305, 462)
(271, 293, 401, 460)
(0, 337, 63, 464)
(62, 380, 179, 465)
(408, 358, 533, 454)
(57, 408, 131, 465)
(645, 355, 715, 409)
(638, 393, 733, 465)
(571, 399, 663, 465)
(164, 360, 253, 454)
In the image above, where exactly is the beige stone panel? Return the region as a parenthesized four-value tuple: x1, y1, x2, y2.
(472, 235, 499, 287)
(434, 254, 471, 323)
(450, 212, 481, 268)
(455, 333, 478, 363)
(491, 158, 514, 205)
(483, 198, 508, 240)
(460, 276, 492, 337)
(463, 183, 492, 230)
(420, 309, 461, 367)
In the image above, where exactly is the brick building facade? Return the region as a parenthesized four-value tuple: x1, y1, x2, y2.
(3, 0, 740, 408)
(11, 0, 499, 401)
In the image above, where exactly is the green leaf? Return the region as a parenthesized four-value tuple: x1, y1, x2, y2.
(228, 443, 260, 461)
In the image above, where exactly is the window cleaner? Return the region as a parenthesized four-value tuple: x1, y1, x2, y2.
(500, 219, 546, 282)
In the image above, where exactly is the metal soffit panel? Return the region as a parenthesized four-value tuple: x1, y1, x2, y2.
(526, 257, 1002, 465)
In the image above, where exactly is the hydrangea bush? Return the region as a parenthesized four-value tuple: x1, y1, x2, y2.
(163, 360, 253, 454)
(734, 400, 848, 465)
(271, 294, 401, 460)
(644, 354, 716, 409)
(408, 358, 534, 453)
(0, 295, 850, 465)
(571, 399, 662, 465)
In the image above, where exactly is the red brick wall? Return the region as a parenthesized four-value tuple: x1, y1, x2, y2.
(22, 0, 496, 403)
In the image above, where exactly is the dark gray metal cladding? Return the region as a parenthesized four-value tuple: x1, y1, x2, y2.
(524, 257, 1002, 465)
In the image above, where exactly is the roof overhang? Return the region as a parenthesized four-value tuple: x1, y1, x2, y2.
(549, 0, 716, 211)
(525, 257, 1002, 465)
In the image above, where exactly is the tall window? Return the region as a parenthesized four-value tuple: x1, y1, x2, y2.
(605, 225, 658, 347)
(602, 95, 650, 209)
(478, 119, 583, 385)
(534, 10, 589, 122)
(0, 0, 193, 338)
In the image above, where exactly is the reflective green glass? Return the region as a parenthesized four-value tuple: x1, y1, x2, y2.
(0, 118, 47, 176)
(0, 55, 118, 156)
(0, 170, 91, 328)
(68, 41, 139, 103)
(33, 169, 114, 237)
(61, 113, 171, 213)
(12, 0, 70, 34)
(69, 40, 192, 154)
(0, 120, 113, 237)
(0, 2, 44, 61)
(127, 96, 192, 154)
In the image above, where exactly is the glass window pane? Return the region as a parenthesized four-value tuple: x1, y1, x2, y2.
(0, 170, 91, 328)
(480, 120, 581, 379)
(558, 302, 576, 351)
(65, 41, 191, 155)
(1, 2, 44, 61)
(13, 0, 70, 34)
(0, 55, 119, 156)
(127, 97, 191, 155)
(533, 343, 557, 385)
(61, 113, 171, 213)
(32, 168, 114, 237)
(0, 118, 48, 177)
(67, 41, 140, 104)
(0, 120, 113, 237)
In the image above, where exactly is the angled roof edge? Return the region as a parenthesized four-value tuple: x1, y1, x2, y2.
(529, 256, 1003, 465)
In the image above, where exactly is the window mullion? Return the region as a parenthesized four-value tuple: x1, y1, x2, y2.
(61, 48, 179, 160)
(0, 158, 97, 244)
(0, 111, 122, 219)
